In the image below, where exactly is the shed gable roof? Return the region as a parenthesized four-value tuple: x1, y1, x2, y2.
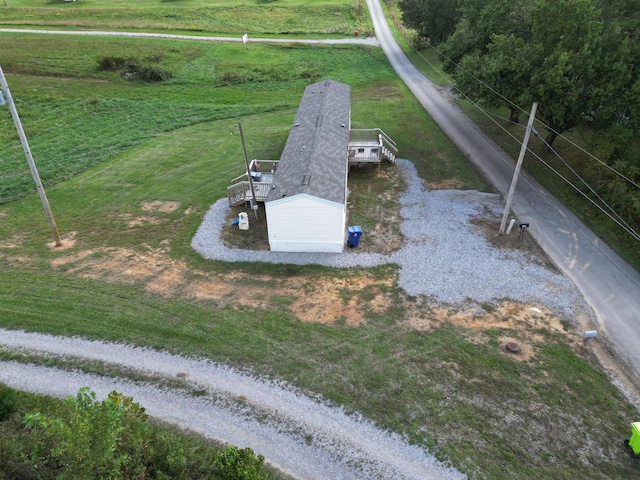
(266, 80, 351, 205)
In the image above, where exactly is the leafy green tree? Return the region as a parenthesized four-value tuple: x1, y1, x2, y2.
(398, 0, 462, 45)
(456, 33, 534, 123)
(442, 0, 638, 146)
(23, 388, 150, 479)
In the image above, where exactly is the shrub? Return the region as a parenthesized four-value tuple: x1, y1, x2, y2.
(97, 56, 129, 71)
(97, 56, 173, 82)
(23, 388, 151, 479)
(221, 70, 247, 85)
(0, 386, 17, 421)
(132, 64, 173, 82)
(215, 446, 265, 480)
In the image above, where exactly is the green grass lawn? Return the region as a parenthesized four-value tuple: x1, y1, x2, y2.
(1, 10, 639, 480)
(0, 0, 371, 36)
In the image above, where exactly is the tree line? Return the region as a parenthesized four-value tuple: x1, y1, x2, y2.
(398, 0, 639, 248)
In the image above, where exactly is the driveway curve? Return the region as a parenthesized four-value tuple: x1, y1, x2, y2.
(0, 329, 464, 480)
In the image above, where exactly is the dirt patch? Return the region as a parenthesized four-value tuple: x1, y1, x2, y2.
(48, 231, 77, 251)
(122, 214, 167, 227)
(471, 207, 557, 270)
(288, 276, 394, 326)
(49, 242, 393, 326)
(141, 201, 181, 213)
(222, 206, 270, 251)
(347, 163, 405, 254)
(52, 246, 174, 284)
(146, 268, 187, 297)
(405, 300, 573, 362)
(0, 234, 26, 249)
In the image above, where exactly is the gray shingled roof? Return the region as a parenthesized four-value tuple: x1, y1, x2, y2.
(265, 80, 351, 205)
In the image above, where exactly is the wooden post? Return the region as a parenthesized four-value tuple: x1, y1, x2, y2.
(499, 102, 538, 235)
(0, 65, 63, 246)
(238, 122, 258, 220)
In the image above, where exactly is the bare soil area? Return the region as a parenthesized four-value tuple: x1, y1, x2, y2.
(28, 191, 639, 406)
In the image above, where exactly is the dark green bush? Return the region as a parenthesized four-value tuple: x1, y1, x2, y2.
(215, 446, 265, 480)
(0, 386, 17, 421)
(221, 70, 247, 85)
(97, 56, 173, 82)
(131, 64, 173, 82)
(97, 56, 129, 71)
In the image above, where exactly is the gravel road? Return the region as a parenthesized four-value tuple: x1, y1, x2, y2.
(0, 330, 464, 480)
(0, 160, 591, 479)
(0, 28, 380, 46)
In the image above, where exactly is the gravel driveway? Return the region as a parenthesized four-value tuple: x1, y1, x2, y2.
(192, 159, 590, 319)
(0, 330, 464, 480)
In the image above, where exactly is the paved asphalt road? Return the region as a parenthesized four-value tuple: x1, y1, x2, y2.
(366, 0, 640, 379)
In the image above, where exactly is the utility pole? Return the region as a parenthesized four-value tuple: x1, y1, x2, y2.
(0, 65, 63, 246)
(238, 122, 258, 220)
(499, 102, 538, 235)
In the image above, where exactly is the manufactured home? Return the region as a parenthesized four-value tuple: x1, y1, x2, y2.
(226, 79, 397, 253)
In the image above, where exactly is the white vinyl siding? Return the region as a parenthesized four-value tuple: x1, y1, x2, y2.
(266, 194, 345, 252)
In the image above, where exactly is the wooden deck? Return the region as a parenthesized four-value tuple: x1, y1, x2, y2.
(227, 130, 398, 206)
(227, 160, 278, 207)
(348, 128, 398, 171)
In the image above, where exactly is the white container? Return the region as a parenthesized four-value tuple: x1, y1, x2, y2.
(238, 212, 249, 230)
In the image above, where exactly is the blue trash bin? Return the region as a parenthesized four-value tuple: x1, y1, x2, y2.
(347, 226, 362, 248)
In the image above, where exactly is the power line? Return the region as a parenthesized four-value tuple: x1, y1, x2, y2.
(422, 39, 640, 192)
(534, 131, 639, 240)
(404, 36, 640, 244)
(527, 147, 640, 243)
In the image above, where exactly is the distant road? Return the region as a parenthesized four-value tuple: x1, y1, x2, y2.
(366, 0, 640, 380)
(0, 28, 379, 46)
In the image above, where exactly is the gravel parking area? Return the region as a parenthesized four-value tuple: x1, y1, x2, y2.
(192, 159, 590, 320)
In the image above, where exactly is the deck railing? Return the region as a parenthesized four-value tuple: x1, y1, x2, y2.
(227, 160, 277, 206)
(349, 129, 380, 142)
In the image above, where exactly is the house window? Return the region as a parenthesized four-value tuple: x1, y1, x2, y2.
(358, 148, 365, 153)
(372, 148, 379, 154)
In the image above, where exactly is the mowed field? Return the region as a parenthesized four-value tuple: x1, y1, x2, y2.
(0, 0, 370, 36)
(1, 2, 640, 479)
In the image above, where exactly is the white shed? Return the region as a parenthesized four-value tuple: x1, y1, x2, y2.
(265, 80, 351, 253)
